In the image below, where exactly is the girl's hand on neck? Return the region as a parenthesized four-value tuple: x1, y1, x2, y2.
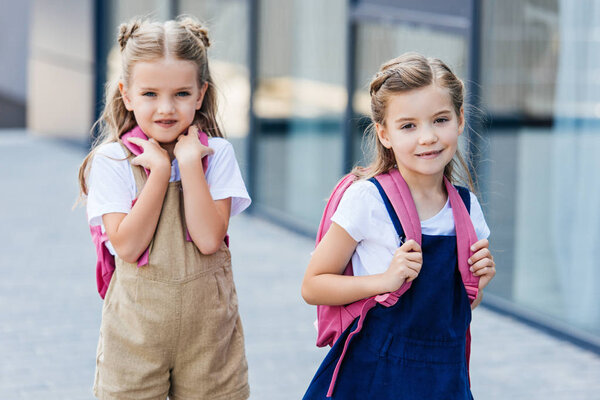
(174, 125, 214, 167)
(126, 136, 171, 177)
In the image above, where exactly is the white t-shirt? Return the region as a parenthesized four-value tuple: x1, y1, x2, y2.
(87, 137, 251, 253)
(331, 180, 490, 277)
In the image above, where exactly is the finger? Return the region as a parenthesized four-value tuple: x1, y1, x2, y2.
(470, 258, 494, 273)
(470, 238, 489, 253)
(405, 251, 423, 263)
(405, 269, 419, 282)
(130, 155, 142, 166)
(188, 125, 199, 135)
(406, 260, 422, 273)
(126, 137, 148, 146)
(468, 247, 491, 265)
(473, 265, 496, 278)
(400, 239, 421, 253)
(204, 147, 215, 156)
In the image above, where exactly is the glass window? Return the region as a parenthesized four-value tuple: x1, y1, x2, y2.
(179, 1, 250, 171)
(480, 0, 559, 118)
(253, 0, 347, 230)
(479, 0, 600, 337)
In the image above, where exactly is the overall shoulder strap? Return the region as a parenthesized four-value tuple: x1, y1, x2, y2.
(368, 177, 404, 239)
(455, 185, 471, 213)
(119, 142, 147, 198)
(198, 131, 209, 172)
(372, 169, 422, 245)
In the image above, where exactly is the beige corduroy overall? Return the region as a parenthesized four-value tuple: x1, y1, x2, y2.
(94, 157, 249, 400)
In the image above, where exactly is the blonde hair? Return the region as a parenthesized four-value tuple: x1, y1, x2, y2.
(78, 15, 221, 197)
(353, 52, 475, 190)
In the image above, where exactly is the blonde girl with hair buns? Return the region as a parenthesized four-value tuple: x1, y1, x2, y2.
(301, 53, 496, 399)
(79, 16, 250, 399)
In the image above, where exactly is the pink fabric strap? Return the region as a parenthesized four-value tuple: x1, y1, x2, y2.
(120, 126, 211, 266)
(327, 170, 421, 396)
(444, 177, 479, 301)
(326, 298, 377, 397)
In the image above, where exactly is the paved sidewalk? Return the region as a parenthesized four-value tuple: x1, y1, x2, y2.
(0, 131, 599, 399)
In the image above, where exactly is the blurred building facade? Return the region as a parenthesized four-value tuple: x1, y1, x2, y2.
(6, 0, 599, 351)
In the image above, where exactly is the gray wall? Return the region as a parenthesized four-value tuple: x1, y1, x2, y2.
(27, 0, 94, 138)
(0, 0, 31, 127)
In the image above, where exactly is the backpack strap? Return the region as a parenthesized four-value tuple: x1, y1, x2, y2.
(368, 177, 404, 239)
(316, 173, 359, 276)
(445, 180, 479, 302)
(120, 125, 210, 173)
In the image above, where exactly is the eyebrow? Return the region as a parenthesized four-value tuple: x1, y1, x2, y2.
(138, 87, 194, 91)
(393, 109, 453, 123)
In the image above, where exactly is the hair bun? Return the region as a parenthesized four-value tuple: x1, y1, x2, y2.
(118, 20, 141, 51)
(179, 17, 210, 48)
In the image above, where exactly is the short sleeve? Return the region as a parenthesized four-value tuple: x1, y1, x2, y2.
(86, 143, 136, 226)
(469, 192, 491, 240)
(205, 138, 251, 216)
(330, 181, 382, 242)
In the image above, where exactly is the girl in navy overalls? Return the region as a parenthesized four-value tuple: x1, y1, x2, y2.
(301, 53, 496, 399)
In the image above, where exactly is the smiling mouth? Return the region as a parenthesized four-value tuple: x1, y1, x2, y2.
(155, 119, 177, 127)
(416, 149, 443, 158)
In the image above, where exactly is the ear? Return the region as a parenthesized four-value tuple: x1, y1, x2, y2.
(457, 106, 465, 136)
(375, 122, 392, 149)
(196, 81, 209, 110)
(119, 81, 133, 111)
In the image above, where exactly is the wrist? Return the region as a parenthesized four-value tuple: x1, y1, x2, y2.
(375, 273, 395, 294)
(150, 161, 171, 181)
(177, 154, 204, 173)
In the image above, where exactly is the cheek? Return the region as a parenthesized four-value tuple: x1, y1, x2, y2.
(130, 100, 152, 115)
(390, 134, 414, 151)
(183, 103, 198, 118)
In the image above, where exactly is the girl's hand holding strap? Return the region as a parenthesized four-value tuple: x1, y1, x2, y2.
(468, 238, 496, 309)
(128, 137, 171, 172)
(381, 239, 423, 293)
(102, 137, 171, 264)
(176, 125, 229, 255)
(301, 225, 422, 306)
(174, 125, 214, 165)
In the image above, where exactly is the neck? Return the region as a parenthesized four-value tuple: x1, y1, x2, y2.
(162, 142, 176, 161)
(397, 166, 447, 220)
(398, 167, 445, 198)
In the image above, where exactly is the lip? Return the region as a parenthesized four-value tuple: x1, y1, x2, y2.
(415, 149, 443, 159)
(155, 119, 177, 128)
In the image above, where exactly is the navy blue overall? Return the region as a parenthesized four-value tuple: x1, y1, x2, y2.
(303, 181, 473, 400)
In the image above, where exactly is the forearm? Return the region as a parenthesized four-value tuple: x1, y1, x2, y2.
(179, 158, 228, 254)
(302, 272, 393, 306)
(109, 170, 170, 262)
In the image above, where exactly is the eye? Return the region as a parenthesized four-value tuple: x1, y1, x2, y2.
(400, 123, 416, 130)
(142, 91, 156, 97)
(434, 117, 449, 124)
(176, 91, 191, 97)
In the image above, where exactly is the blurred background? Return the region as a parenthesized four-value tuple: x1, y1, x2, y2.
(2, 0, 600, 398)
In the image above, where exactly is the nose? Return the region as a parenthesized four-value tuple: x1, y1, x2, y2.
(157, 97, 175, 115)
(418, 125, 438, 145)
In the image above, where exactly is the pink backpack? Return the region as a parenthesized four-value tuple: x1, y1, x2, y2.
(314, 168, 479, 397)
(90, 126, 210, 299)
